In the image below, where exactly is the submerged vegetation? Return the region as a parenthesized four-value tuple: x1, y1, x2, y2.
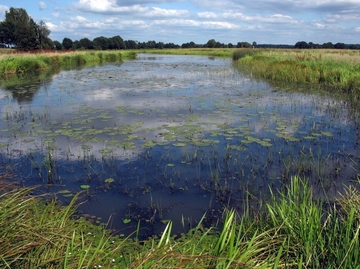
(233, 48, 360, 94)
(1, 176, 360, 268)
(0, 50, 137, 75)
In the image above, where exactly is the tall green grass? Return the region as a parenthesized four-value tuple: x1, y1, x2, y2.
(234, 49, 360, 94)
(1, 176, 360, 268)
(0, 50, 137, 75)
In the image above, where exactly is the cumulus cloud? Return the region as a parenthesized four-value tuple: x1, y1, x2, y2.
(39, 1, 47, 10)
(45, 0, 360, 44)
(0, 5, 8, 20)
(198, 12, 217, 19)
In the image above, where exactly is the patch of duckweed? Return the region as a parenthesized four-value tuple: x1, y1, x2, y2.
(99, 148, 113, 154)
(321, 131, 333, 137)
(141, 140, 157, 148)
(0, 142, 7, 148)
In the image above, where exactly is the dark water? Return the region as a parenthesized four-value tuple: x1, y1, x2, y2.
(0, 54, 359, 236)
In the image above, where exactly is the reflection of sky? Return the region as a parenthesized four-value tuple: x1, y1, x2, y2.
(1, 54, 360, 233)
(0, 55, 359, 186)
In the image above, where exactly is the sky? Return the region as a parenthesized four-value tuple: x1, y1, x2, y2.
(0, 0, 359, 45)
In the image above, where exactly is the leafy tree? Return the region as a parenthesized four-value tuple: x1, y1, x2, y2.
(322, 42, 334, 49)
(73, 40, 81, 50)
(109, 35, 125, 49)
(62, 37, 73, 50)
(0, 7, 51, 50)
(79, 38, 93, 49)
(155, 42, 164, 49)
(334, 42, 346, 49)
(295, 41, 310, 49)
(36, 20, 51, 49)
(206, 39, 216, 48)
(124, 40, 137, 49)
(237, 42, 251, 48)
(53, 40, 63, 50)
(93, 36, 109, 50)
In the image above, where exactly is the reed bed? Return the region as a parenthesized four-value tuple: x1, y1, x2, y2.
(0, 50, 137, 74)
(234, 49, 360, 94)
(1, 176, 360, 268)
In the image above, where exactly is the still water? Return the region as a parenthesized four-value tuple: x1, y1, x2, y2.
(0, 54, 359, 236)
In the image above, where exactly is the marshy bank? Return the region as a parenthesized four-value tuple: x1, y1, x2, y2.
(1, 176, 360, 268)
(233, 48, 360, 94)
(0, 50, 137, 75)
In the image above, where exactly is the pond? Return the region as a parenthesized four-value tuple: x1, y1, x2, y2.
(0, 54, 359, 237)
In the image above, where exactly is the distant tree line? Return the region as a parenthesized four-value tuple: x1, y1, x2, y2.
(1, 7, 360, 51)
(294, 41, 360, 49)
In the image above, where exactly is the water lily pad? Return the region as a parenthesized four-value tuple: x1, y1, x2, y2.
(105, 178, 115, 183)
(81, 144, 93, 150)
(173, 142, 187, 147)
(123, 218, 131, 224)
(80, 185, 90, 189)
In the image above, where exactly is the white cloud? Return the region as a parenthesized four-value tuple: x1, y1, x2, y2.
(146, 7, 190, 17)
(74, 0, 148, 14)
(0, 5, 8, 20)
(44, 0, 360, 45)
(315, 22, 325, 28)
(39, 1, 47, 10)
(198, 12, 217, 19)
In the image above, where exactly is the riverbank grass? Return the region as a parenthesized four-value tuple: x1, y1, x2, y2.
(234, 49, 360, 94)
(1, 176, 360, 268)
(0, 50, 137, 74)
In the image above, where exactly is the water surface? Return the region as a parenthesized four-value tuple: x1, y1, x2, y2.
(0, 54, 359, 236)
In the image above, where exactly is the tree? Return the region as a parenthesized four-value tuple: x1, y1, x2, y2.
(53, 40, 63, 50)
(237, 42, 251, 48)
(62, 37, 73, 50)
(0, 7, 51, 50)
(322, 42, 334, 49)
(124, 40, 137, 49)
(93, 36, 109, 50)
(73, 40, 81, 50)
(295, 41, 310, 49)
(109, 35, 125, 49)
(206, 39, 216, 48)
(79, 38, 93, 49)
(36, 20, 51, 49)
(334, 42, 346, 49)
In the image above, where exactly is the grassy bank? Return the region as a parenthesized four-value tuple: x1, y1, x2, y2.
(233, 49, 360, 94)
(0, 50, 137, 75)
(1, 176, 360, 268)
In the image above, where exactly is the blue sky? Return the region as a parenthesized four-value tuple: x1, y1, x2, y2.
(0, 0, 359, 45)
